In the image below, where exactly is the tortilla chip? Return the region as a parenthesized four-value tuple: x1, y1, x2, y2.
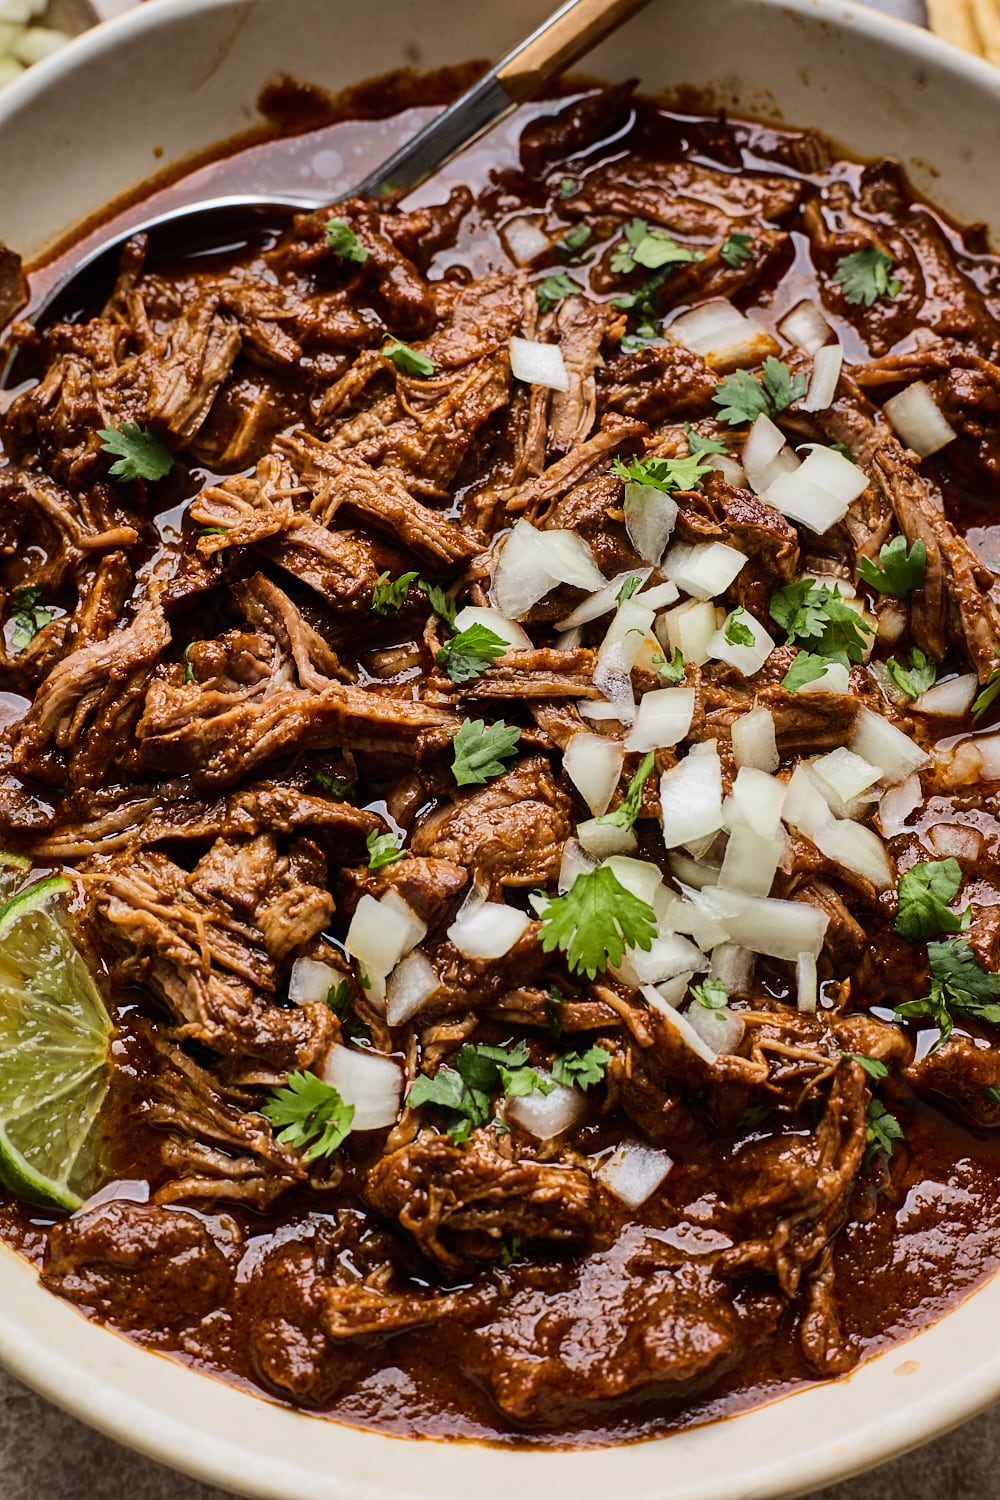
(971, 0, 1000, 62)
(927, 0, 983, 53)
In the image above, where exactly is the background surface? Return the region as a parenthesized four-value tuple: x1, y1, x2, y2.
(8, 0, 998, 1495)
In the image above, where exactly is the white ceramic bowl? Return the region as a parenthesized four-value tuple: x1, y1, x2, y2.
(3, 1, 1000, 1495)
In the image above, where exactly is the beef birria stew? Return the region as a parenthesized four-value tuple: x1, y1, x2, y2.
(2, 78, 1000, 1447)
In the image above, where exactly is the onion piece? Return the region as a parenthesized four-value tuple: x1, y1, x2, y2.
(668, 298, 779, 372)
(731, 705, 779, 772)
(533, 526, 605, 592)
(850, 707, 930, 784)
(655, 972, 695, 1007)
(778, 299, 833, 355)
(666, 853, 719, 891)
(782, 764, 835, 840)
(491, 520, 559, 619)
(448, 902, 531, 960)
(878, 772, 922, 837)
(558, 838, 595, 893)
(728, 766, 787, 839)
(612, 932, 705, 989)
(501, 216, 550, 265)
(796, 661, 851, 695)
(664, 540, 748, 600)
(814, 818, 894, 889)
(624, 484, 679, 565)
(563, 733, 625, 816)
(658, 599, 720, 667)
(557, 568, 652, 631)
(576, 818, 638, 859)
(914, 673, 978, 717)
(509, 336, 569, 391)
(691, 886, 829, 961)
(884, 380, 957, 457)
(385, 950, 441, 1026)
(660, 742, 724, 849)
(625, 686, 696, 752)
(321, 1045, 403, 1131)
(596, 1142, 673, 1207)
(717, 823, 784, 897)
(602, 855, 663, 906)
(507, 1074, 586, 1140)
(709, 453, 747, 488)
(379, 890, 428, 955)
(810, 747, 882, 813)
(796, 952, 818, 1014)
(288, 957, 342, 1007)
(345, 893, 424, 977)
(579, 700, 628, 723)
(742, 413, 794, 495)
(765, 445, 867, 534)
(641, 983, 718, 1065)
(709, 942, 756, 995)
(707, 607, 775, 677)
(800, 343, 844, 412)
(685, 999, 745, 1055)
(453, 605, 530, 650)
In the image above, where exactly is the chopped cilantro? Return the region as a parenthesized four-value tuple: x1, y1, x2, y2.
(314, 769, 355, 801)
(833, 246, 901, 307)
(262, 1071, 354, 1161)
(558, 224, 592, 259)
(895, 858, 967, 942)
(843, 1052, 890, 1080)
(371, 569, 418, 618)
(616, 575, 643, 606)
(781, 651, 834, 693)
(499, 1234, 523, 1267)
(558, 177, 578, 199)
(724, 607, 755, 647)
(972, 651, 1000, 725)
(611, 217, 702, 275)
(594, 751, 656, 831)
(865, 1098, 904, 1167)
(859, 536, 927, 598)
(182, 643, 196, 684)
(545, 987, 565, 1039)
(451, 718, 521, 787)
(384, 340, 436, 377)
(684, 422, 728, 457)
(652, 648, 686, 683)
(419, 579, 458, 631)
(551, 1044, 611, 1091)
(407, 1040, 554, 1144)
(770, 580, 874, 676)
(540, 865, 656, 979)
(9, 586, 54, 651)
(436, 621, 508, 684)
(690, 978, 729, 1009)
(986, 1086, 1000, 1104)
(894, 938, 1000, 1050)
(612, 452, 712, 492)
(886, 646, 937, 700)
(366, 828, 405, 870)
(720, 230, 754, 268)
(98, 423, 173, 482)
(325, 217, 368, 264)
(537, 272, 580, 312)
(713, 357, 807, 426)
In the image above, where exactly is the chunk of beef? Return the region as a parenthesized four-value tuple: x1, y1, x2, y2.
(547, 295, 613, 452)
(0, 240, 26, 325)
(517, 84, 636, 176)
(444, 646, 601, 701)
(145, 294, 242, 442)
(339, 855, 467, 930)
(364, 1127, 598, 1271)
(566, 159, 803, 238)
(597, 343, 718, 423)
(905, 1032, 1000, 1127)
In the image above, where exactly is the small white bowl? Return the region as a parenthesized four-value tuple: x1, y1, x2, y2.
(2, 1, 1000, 1495)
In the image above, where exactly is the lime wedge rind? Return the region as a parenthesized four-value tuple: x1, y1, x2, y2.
(0, 875, 72, 942)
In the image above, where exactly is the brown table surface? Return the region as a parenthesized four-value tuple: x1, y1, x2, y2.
(8, 0, 998, 1495)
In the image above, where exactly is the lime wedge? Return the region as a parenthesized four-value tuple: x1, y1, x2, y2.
(0, 876, 113, 1211)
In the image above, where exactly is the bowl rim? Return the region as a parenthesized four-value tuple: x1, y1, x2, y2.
(3, 1, 1000, 1496)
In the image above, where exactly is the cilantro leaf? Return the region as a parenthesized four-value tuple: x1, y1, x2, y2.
(261, 1071, 354, 1161)
(371, 569, 418, 617)
(833, 246, 902, 307)
(611, 218, 702, 275)
(537, 272, 580, 312)
(384, 340, 436, 377)
(408, 1041, 553, 1144)
(612, 452, 712, 492)
(690, 978, 728, 1009)
(842, 1052, 890, 1080)
(551, 1045, 611, 1091)
(858, 536, 926, 598)
(326, 981, 368, 1044)
(181, 642, 196, 684)
(366, 828, 405, 870)
(558, 224, 592, 259)
(781, 651, 833, 693)
(713, 357, 807, 426)
(545, 987, 565, 1039)
(98, 423, 173, 482)
(895, 858, 966, 941)
(770, 580, 873, 663)
(558, 177, 577, 199)
(314, 769, 355, 801)
(684, 422, 728, 457)
(9, 585, 54, 651)
(540, 865, 656, 979)
(436, 621, 508, 684)
(895, 938, 1000, 1049)
(865, 1098, 904, 1167)
(720, 230, 754, 267)
(325, 217, 368, 264)
(615, 575, 643, 608)
(419, 579, 457, 631)
(595, 751, 655, 831)
(451, 719, 521, 787)
(972, 651, 1000, 725)
(498, 1233, 523, 1267)
(652, 648, 686, 683)
(886, 646, 937, 700)
(724, 607, 755, 647)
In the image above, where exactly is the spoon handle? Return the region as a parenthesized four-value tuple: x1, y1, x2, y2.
(350, 0, 651, 199)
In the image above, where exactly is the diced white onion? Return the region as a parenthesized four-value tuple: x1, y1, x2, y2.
(448, 902, 531, 960)
(288, 957, 342, 1007)
(976, 735, 1000, 779)
(664, 540, 748, 600)
(625, 686, 695, 752)
(501, 217, 550, 265)
(728, 766, 787, 839)
(453, 605, 530, 650)
(596, 1142, 673, 1207)
(558, 837, 596, 893)
(509, 336, 568, 391)
(557, 568, 652, 630)
(850, 707, 930, 785)
(564, 733, 624, 816)
(602, 855, 663, 906)
(709, 453, 747, 488)
(766, 444, 867, 534)
(883, 381, 957, 457)
(576, 817, 637, 858)
(691, 886, 829, 961)
(709, 942, 756, 995)
(658, 599, 720, 667)
(927, 822, 983, 860)
(491, 518, 604, 619)
(731, 705, 779, 772)
(655, 972, 696, 1007)
(666, 854, 719, 891)
(507, 1074, 587, 1140)
(668, 298, 779, 372)
(795, 660, 851, 695)
(782, 763, 835, 839)
(814, 819, 894, 889)
(639, 580, 681, 611)
(579, 700, 628, 722)
(913, 673, 977, 717)
(878, 772, 922, 837)
(345, 893, 424, 977)
(685, 999, 745, 1055)
(660, 742, 724, 849)
(641, 983, 718, 1064)
(595, 597, 656, 722)
(385, 950, 441, 1026)
(707, 608, 775, 677)
(778, 299, 833, 356)
(624, 484, 679, 565)
(718, 823, 784, 896)
(612, 932, 705, 988)
(534, 527, 606, 591)
(10, 24, 69, 64)
(800, 344, 844, 413)
(810, 747, 882, 812)
(742, 413, 792, 495)
(321, 1045, 403, 1132)
(796, 951, 818, 1014)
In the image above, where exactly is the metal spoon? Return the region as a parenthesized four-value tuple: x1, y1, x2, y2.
(13, 0, 650, 341)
